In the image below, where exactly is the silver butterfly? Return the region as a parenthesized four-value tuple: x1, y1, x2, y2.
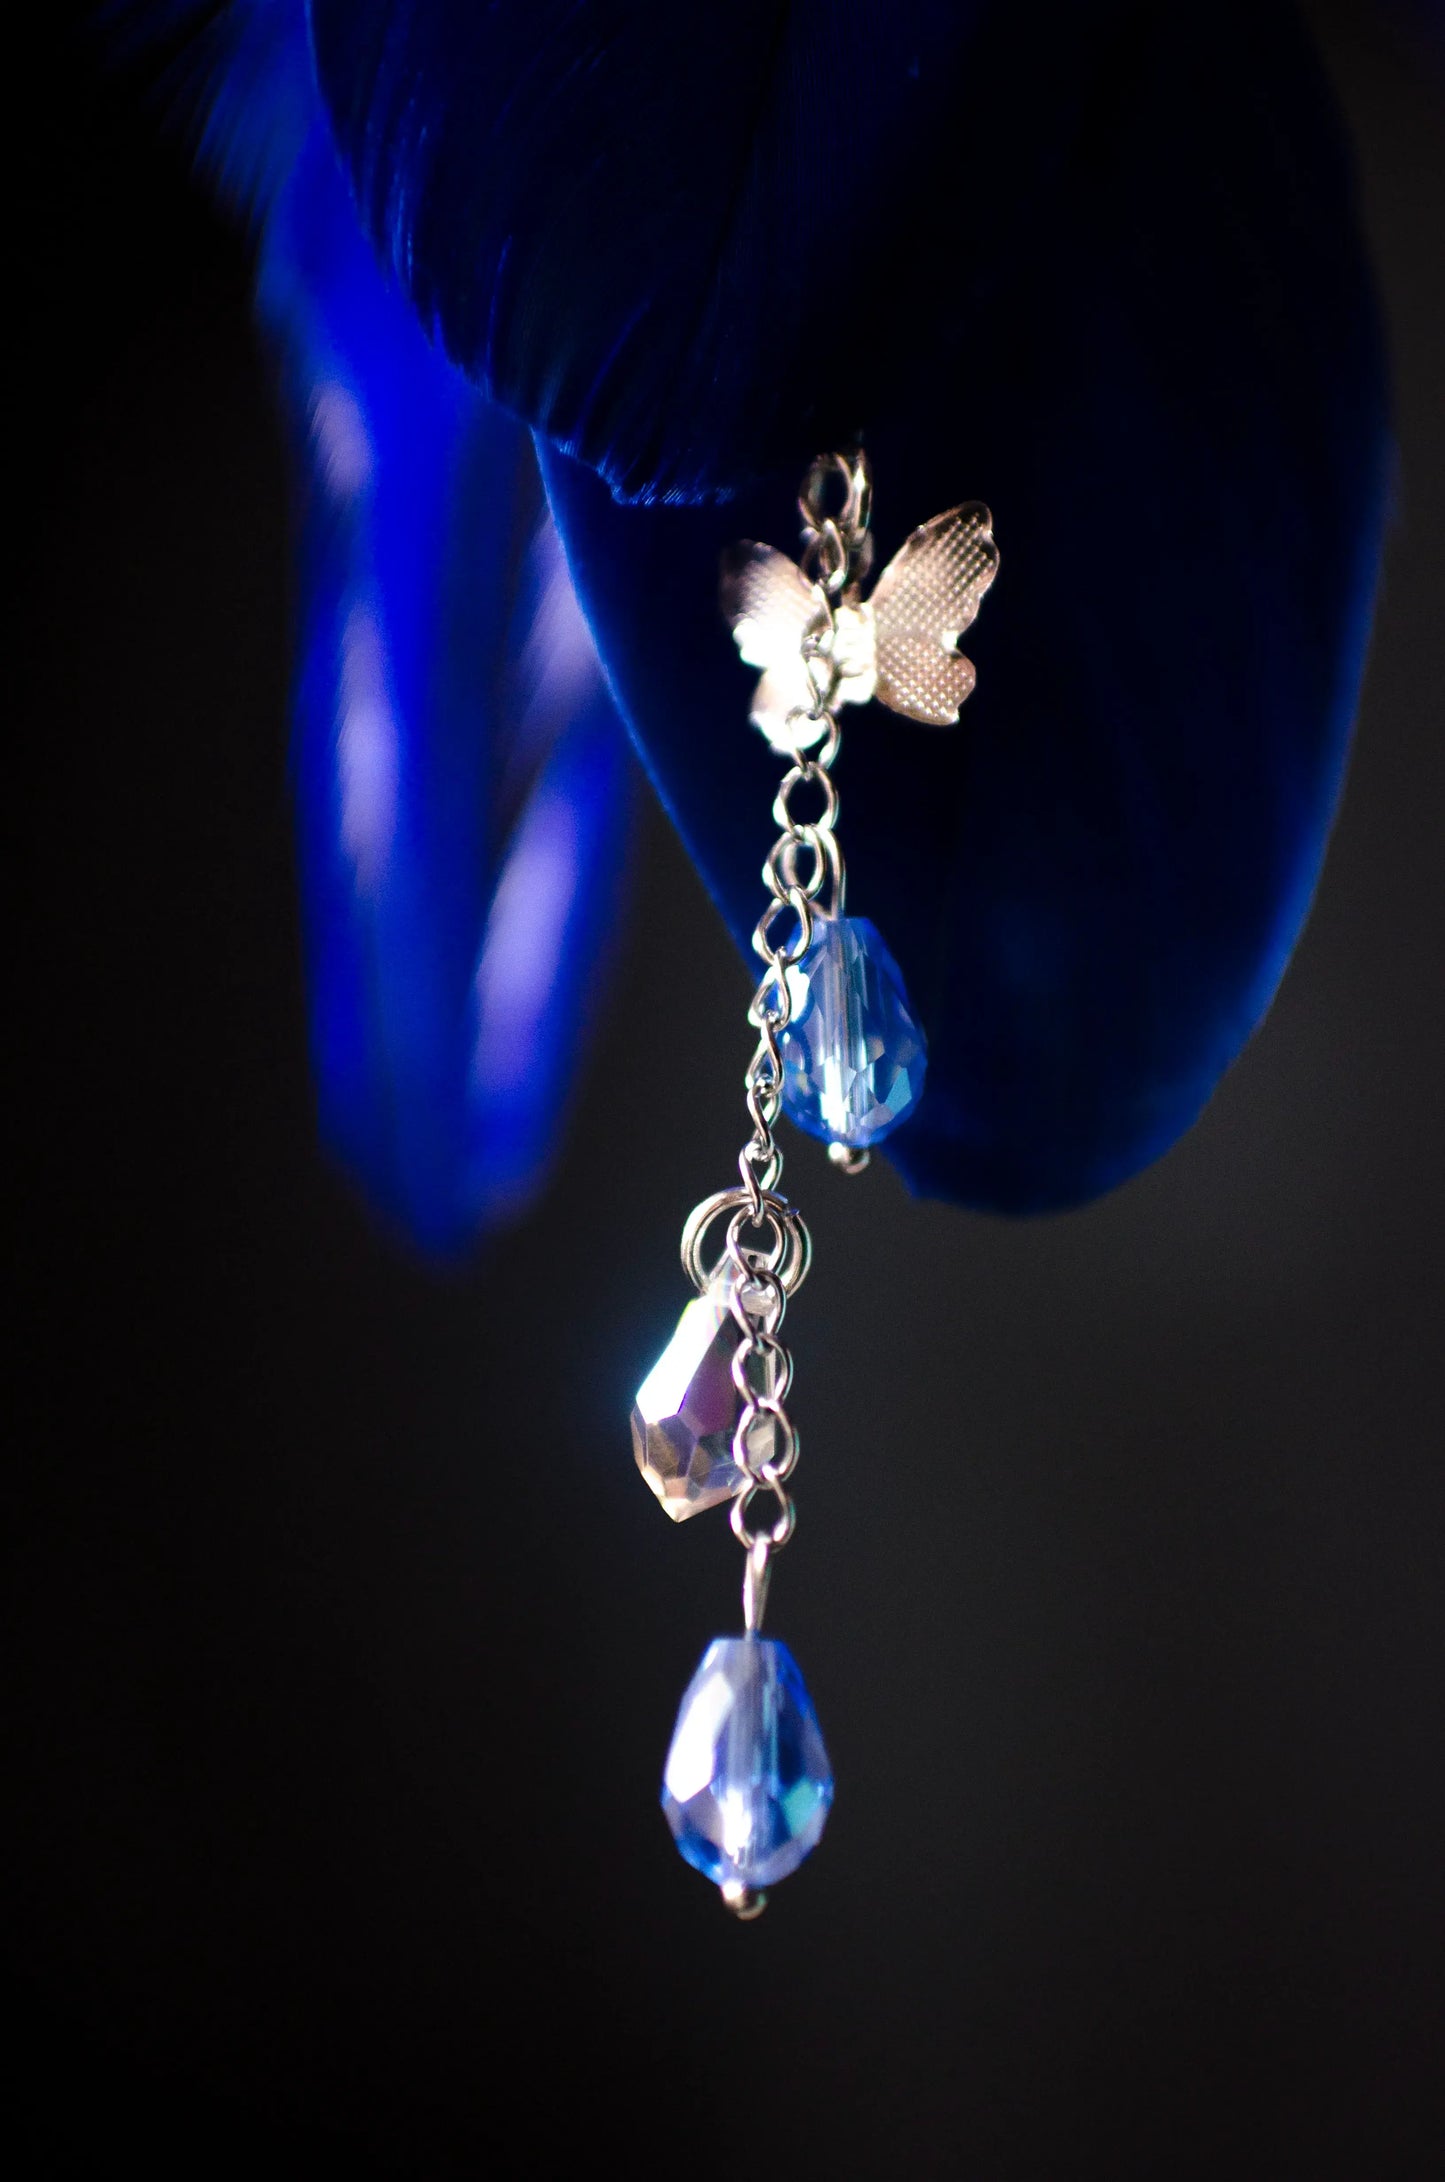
(721, 502, 999, 753)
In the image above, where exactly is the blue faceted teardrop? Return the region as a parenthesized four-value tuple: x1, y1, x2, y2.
(661, 1636, 833, 1891)
(780, 915, 927, 1148)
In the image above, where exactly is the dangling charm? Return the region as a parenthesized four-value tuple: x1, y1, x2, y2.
(779, 912, 928, 1152)
(638, 449, 997, 1914)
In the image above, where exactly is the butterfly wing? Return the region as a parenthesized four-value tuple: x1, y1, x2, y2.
(870, 502, 999, 725)
(720, 541, 813, 667)
(720, 540, 827, 749)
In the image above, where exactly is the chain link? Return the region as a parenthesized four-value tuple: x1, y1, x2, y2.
(678, 449, 872, 1633)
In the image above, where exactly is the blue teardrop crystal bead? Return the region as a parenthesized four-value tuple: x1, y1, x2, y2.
(661, 1636, 833, 1891)
(780, 915, 927, 1148)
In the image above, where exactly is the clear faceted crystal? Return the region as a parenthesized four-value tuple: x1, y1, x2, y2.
(661, 1636, 833, 1890)
(632, 1263, 779, 1520)
(780, 915, 927, 1148)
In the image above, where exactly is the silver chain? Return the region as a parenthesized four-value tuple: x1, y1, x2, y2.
(678, 449, 874, 1636)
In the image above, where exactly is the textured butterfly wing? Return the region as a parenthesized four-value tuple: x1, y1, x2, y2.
(870, 502, 999, 725)
(720, 540, 822, 747)
(720, 541, 813, 667)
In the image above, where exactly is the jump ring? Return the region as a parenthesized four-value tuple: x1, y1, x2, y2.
(730, 1480, 795, 1551)
(679, 1187, 811, 1297)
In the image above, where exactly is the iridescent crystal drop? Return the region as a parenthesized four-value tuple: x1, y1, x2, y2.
(631, 1262, 780, 1519)
(780, 915, 926, 1148)
(631, 1270, 743, 1519)
(661, 1636, 833, 1894)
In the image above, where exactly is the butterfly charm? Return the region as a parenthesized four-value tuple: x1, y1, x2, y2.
(721, 502, 999, 753)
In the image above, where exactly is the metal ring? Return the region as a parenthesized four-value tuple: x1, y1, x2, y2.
(748, 1023, 782, 1080)
(774, 765, 839, 837)
(737, 1140, 783, 1204)
(744, 1066, 780, 1130)
(727, 1276, 786, 1342)
(766, 827, 829, 903)
(729, 1337, 792, 1406)
(799, 450, 858, 533)
(755, 1432, 800, 1486)
(725, 1202, 788, 1277)
(747, 973, 790, 1039)
(799, 521, 847, 595)
(768, 825, 841, 914)
(733, 1402, 799, 1486)
(731, 1406, 799, 1489)
(811, 714, 843, 771)
(753, 887, 813, 970)
(730, 1479, 795, 1551)
(680, 1186, 811, 1297)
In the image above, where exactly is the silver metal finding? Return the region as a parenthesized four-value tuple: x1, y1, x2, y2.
(671, 449, 881, 1633)
(720, 1879, 768, 1921)
(742, 1537, 773, 1634)
(680, 1186, 811, 1298)
(721, 452, 998, 752)
(651, 451, 997, 1913)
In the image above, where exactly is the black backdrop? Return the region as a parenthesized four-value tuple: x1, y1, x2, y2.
(10, 7, 1444, 2174)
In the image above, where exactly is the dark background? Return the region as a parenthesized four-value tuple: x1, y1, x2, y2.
(9, 6, 1444, 2174)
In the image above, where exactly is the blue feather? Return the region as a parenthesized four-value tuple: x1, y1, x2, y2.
(132, 0, 636, 1250)
(304, 0, 1119, 504)
(127, 0, 1389, 1221)
(261, 125, 631, 1250)
(540, 2, 1390, 1211)
(108, 0, 313, 221)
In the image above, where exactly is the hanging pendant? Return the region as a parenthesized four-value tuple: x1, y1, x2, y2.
(780, 913, 928, 1149)
(637, 448, 997, 1913)
(631, 1261, 748, 1520)
(662, 1636, 833, 1917)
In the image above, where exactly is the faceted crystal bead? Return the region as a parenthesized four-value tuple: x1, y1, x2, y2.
(631, 1266, 755, 1520)
(662, 1636, 833, 1890)
(780, 915, 927, 1148)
